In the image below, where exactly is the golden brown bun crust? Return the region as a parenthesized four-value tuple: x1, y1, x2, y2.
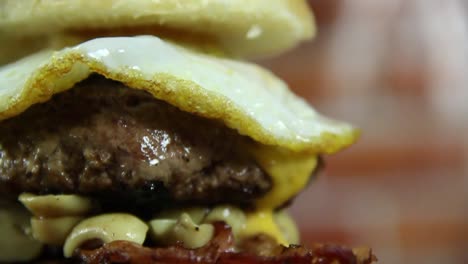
(0, 0, 315, 60)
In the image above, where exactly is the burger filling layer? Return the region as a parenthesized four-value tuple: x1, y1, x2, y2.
(0, 76, 321, 262)
(0, 76, 272, 209)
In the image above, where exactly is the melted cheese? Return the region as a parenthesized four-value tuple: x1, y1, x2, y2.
(241, 209, 288, 245)
(0, 200, 43, 262)
(240, 145, 318, 245)
(249, 145, 318, 209)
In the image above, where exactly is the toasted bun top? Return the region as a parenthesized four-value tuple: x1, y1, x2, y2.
(0, 0, 315, 59)
(0, 36, 356, 154)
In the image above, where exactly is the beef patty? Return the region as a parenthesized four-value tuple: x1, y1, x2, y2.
(0, 76, 271, 209)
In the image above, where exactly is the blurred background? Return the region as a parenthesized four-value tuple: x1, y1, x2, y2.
(258, 1, 468, 263)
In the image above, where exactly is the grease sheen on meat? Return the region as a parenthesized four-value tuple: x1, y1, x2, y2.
(0, 76, 271, 208)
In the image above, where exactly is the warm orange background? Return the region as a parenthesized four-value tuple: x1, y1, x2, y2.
(259, 1, 468, 263)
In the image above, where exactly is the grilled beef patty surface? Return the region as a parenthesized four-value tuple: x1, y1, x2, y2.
(0, 76, 271, 209)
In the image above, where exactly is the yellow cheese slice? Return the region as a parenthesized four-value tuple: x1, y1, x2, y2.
(241, 209, 288, 245)
(249, 145, 318, 209)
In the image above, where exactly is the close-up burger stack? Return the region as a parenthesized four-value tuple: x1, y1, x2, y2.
(0, 1, 376, 263)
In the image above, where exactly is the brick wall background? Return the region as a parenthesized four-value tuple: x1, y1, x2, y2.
(259, 1, 468, 263)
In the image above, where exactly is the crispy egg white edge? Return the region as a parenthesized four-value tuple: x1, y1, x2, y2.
(0, 36, 356, 152)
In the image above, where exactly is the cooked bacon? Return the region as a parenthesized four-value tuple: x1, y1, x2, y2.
(77, 222, 377, 264)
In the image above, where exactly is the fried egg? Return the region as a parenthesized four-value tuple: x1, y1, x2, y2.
(0, 36, 357, 153)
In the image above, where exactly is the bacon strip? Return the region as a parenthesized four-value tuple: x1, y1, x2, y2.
(78, 222, 377, 264)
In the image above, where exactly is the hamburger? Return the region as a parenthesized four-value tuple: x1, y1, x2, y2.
(0, 1, 376, 263)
